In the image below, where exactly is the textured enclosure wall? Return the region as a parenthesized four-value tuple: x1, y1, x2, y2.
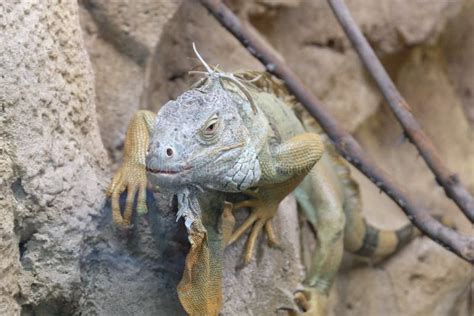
(1, 0, 473, 315)
(1, 0, 108, 314)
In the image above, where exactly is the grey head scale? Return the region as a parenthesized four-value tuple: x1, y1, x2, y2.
(146, 43, 268, 194)
(146, 78, 261, 193)
(145, 44, 269, 229)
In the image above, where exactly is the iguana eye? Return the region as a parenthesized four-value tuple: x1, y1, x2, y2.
(199, 114, 220, 141)
(206, 122, 216, 132)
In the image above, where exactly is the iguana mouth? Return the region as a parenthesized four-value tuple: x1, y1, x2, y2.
(146, 165, 192, 175)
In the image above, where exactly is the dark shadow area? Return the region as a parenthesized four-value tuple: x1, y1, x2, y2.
(78, 191, 188, 315)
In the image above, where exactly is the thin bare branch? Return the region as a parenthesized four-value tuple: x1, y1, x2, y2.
(198, 0, 474, 263)
(327, 0, 474, 223)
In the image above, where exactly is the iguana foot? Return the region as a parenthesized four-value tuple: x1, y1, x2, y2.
(285, 288, 328, 316)
(227, 194, 280, 264)
(106, 162, 148, 227)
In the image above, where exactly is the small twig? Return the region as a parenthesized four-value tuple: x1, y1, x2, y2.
(198, 0, 474, 263)
(327, 0, 474, 223)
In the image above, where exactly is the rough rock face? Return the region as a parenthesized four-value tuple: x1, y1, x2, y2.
(79, 0, 182, 163)
(1, 0, 473, 315)
(1, 0, 108, 314)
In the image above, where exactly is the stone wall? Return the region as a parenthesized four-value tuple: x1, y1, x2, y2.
(1, 0, 108, 314)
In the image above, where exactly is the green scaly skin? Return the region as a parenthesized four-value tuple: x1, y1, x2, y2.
(107, 71, 418, 316)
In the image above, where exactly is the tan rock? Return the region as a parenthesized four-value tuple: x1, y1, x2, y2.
(1, 0, 108, 314)
(442, 0, 474, 126)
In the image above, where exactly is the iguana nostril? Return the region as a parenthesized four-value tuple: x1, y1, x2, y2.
(166, 148, 173, 157)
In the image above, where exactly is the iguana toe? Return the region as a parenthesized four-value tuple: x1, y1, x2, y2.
(107, 162, 148, 227)
(227, 211, 258, 246)
(136, 183, 148, 216)
(243, 219, 265, 264)
(286, 288, 328, 316)
(228, 197, 280, 263)
(264, 221, 280, 247)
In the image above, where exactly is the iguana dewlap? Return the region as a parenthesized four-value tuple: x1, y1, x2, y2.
(107, 69, 418, 316)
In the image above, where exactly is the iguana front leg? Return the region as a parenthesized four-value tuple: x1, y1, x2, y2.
(107, 110, 156, 227)
(228, 133, 324, 263)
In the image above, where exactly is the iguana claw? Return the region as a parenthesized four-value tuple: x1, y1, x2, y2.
(106, 162, 148, 227)
(227, 197, 280, 264)
(282, 288, 328, 316)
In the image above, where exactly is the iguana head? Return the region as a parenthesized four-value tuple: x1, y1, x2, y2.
(145, 76, 262, 193)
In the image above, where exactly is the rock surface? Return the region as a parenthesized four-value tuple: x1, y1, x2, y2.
(1, 0, 472, 315)
(79, 0, 182, 163)
(1, 0, 108, 314)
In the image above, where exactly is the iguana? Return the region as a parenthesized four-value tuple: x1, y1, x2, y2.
(106, 50, 418, 315)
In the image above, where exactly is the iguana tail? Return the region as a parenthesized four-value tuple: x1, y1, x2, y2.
(338, 166, 419, 259)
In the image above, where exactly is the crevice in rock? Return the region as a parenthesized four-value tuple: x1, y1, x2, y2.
(303, 37, 346, 54)
(167, 71, 188, 83)
(17, 226, 37, 266)
(19, 240, 28, 260)
(20, 299, 77, 316)
(20, 304, 34, 316)
(11, 177, 27, 202)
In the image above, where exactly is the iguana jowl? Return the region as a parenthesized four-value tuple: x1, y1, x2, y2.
(107, 63, 417, 315)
